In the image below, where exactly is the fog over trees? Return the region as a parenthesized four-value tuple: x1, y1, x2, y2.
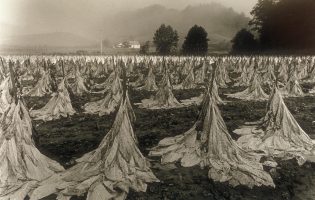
(0, 1, 251, 51)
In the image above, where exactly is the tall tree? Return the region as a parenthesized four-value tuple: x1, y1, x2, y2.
(153, 24, 179, 55)
(140, 41, 150, 55)
(249, 0, 275, 32)
(249, 0, 315, 52)
(182, 25, 209, 56)
(249, 0, 276, 49)
(231, 29, 258, 54)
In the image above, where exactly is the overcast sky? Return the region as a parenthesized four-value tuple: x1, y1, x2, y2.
(0, 0, 257, 38)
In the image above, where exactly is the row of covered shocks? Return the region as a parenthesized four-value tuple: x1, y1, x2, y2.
(1, 55, 313, 119)
(0, 56, 314, 199)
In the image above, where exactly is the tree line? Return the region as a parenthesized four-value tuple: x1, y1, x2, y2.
(141, 24, 209, 56)
(232, 0, 315, 54)
(144, 0, 315, 55)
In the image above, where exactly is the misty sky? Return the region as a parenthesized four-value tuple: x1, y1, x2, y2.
(0, 0, 257, 38)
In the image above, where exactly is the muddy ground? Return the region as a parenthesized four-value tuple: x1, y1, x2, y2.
(24, 81, 315, 200)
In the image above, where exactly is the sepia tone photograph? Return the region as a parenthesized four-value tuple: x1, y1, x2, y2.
(0, 0, 315, 199)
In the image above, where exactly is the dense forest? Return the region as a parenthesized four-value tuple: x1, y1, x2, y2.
(232, 0, 315, 54)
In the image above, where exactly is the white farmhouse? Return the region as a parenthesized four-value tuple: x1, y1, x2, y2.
(128, 41, 141, 49)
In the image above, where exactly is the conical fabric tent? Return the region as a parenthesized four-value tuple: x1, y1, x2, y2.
(181, 60, 191, 76)
(233, 63, 254, 87)
(93, 62, 108, 78)
(127, 59, 135, 75)
(30, 93, 158, 200)
(0, 99, 65, 200)
(137, 65, 158, 91)
(280, 66, 304, 97)
(218, 59, 232, 84)
(302, 61, 315, 83)
(281, 77, 304, 97)
(307, 65, 315, 93)
(278, 61, 289, 84)
(149, 68, 274, 188)
(216, 62, 230, 88)
(70, 66, 89, 95)
(140, 68, 182, 109)
(0, 77, 13, 114)
(235, 87, 314, 165)
(226, 73, 269, 101)
(0, 58, 6, 82)
(27, 70, 53, 97)
(260, 61, 275, 85)
(177, 66, 196, 89)
(296, 59, 309, 80)
(181, 80, 224, 106)
(195, 61, 206, 84)
(210, 80, 224, 105)
(130, 73, 144, 88)
(31, 79, 76, 121)
(0, 65, 64, 200)
(149, 93, 274, 188)
(93, 71, 115, 91)
(83, 72, 122, 116)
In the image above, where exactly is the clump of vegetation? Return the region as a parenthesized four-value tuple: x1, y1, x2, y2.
(232, 0, 315, 54)
(182, 25, 209, 56)
(153, 24, 179, 55)
(231, 29, 259, 54)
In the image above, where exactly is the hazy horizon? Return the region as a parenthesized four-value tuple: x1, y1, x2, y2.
(0, 0, 257, 54)
(0, 0, 256, 36)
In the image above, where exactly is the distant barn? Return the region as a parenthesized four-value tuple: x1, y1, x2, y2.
(114, 41, 140, 49)
(128, 41, 141, 49)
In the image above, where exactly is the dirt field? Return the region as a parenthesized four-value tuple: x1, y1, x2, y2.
(24, 82, 315, 200)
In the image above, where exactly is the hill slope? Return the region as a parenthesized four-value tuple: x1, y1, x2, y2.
(1, 3, 249, 53)
(103, 3, 249, 46)
(2, 32, 97, 47)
